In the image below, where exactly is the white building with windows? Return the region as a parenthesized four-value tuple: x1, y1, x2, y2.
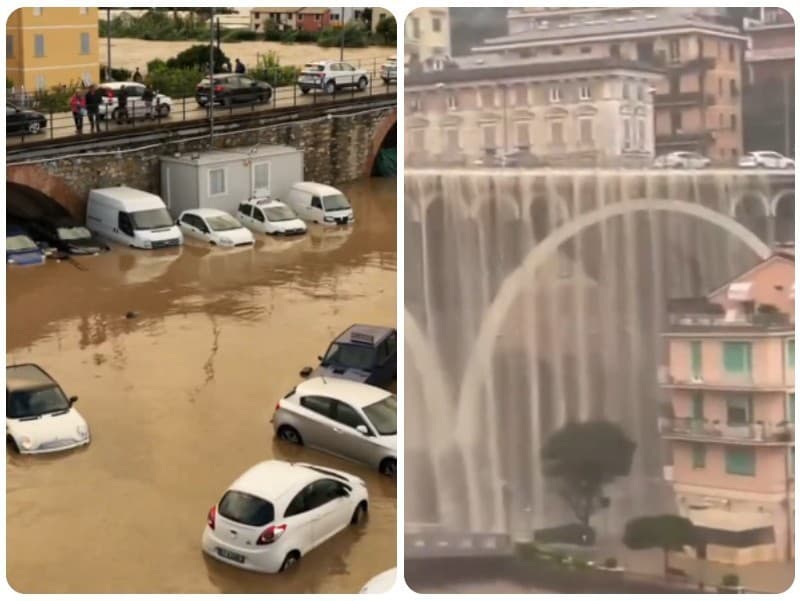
(406, 8, 451, 67)
(405, 56, 665, 167)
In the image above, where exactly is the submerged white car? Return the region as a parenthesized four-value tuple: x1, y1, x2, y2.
(236, 199, 307, 236)
(176, 209, 254, 247)
(360, 568, 396, 593)
(201, 460, 368, 573)
(6, 364, 90, 454)
(738, 151, 795, 169)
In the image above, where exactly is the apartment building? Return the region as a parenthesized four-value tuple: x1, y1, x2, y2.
(6, 7, 100, 91)
(743, 8, 794, 156)
(660, 252, 794, 564)
(473, 9, 748, 162)
(406, 8, 451, 65)
(405, 56, 664, 167)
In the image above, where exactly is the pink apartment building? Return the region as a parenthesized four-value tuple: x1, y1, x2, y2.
(660, 250, 794, 565)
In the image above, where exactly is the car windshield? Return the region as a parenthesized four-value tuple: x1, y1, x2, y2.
(6, 234, 38, 252)
(323, 342, 377, 371)
(8, 386, 70, 418)
(322, 194, 351, 211)
(264, 206, 297, 222)
(206, 215, 241, 231)
(218, 490, 274, 526)
(304, 64, 325, 71)
(130, 208, 173, 230)
(56, 226, 92, 241)
(363, 395, 397, 435)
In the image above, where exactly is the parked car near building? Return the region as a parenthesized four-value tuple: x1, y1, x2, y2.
(652, 152, 711, 169)
(273, 378, 397, 476)
(380, 56, 397, 84)
(96, 82, 172, 120)
(6, 364, 91, 454)
(195, 74, 273, 107)
(6, 224, 46, 266)
(21, 216, 110, 256)
(285, 182, 355, 226)
(176, 209, 254, 247)
(6, 102, 47, 136)
(738, 151, 795, 169)
(297, 61, 369, 95)
(201, 460, 368, 573)
(305, 324, 396, 388)
(236, 199, 307, 236)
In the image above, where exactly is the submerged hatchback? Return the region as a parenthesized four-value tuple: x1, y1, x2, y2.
(6, 364, 90, 454)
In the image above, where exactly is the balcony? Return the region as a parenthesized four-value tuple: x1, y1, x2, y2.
(659, 417, 794, 445)
(672, 56, 717, 72)
(665, 304, 793, 334)
(654, 91, 715, 107)
(655, 129, 714, 150)
(660, 371, 790, 392)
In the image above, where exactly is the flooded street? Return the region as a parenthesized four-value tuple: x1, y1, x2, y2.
(6, 178, 396, 593)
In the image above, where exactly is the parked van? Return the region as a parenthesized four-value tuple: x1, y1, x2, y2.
(87, 186, 183, 249)
(285, 182, 354, 226)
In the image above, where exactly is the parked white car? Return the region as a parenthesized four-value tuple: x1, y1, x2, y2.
(97, 82, 172, 120)
(360, 568, 396, 593)
(653, 151, 711, 169)
(6, 364, 90, 454)
(285, 182, 355, 226)
(380, 56, 397, 84)
(201, 460, 368, 573)
(236, 199, 307, 236)
(738, 151, 795, 169)
(297, 61, 370, 95)
(176, 209, 254, 247)
(273, 378, 397, 477)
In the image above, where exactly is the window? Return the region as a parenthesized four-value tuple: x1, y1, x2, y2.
(432, 17, 441, 32)
(551, 47, 562, 56)
(446, 93, 457, 110)
(730, 79, 738, 96)
(725, 447, 756, 476)
(482, 125, 496, 150)
(637, 84, 645, 101)
(253, 162, 270, 195)
(723, 341, 751, 374)
(692, 444, 706, 469)
(80, 7, 88, 15)
(549, 87, 561, 103)
(623, 117, 632, 150)
(411, 17, 420, 38)
(479, 87, 494, 107)
(622, 82, 630, 100)
(34, 34, 44, 57)
(729, 43, 735, 62)
(580, 46, 591, 54)
(445, 127, 460, 150)
(80, 32, 90, 55)
(32, 7, 42, 16)
(35, 75, 46, 91)
(208, 168, 226, 195)
(6, 35, 13, 58)
(238, 203, 253, 217)
(550, 120, 564, 145)
(726, 395, 752, 425)
(718, 77, 723, 95)
(516, 122, 530, 149)
(579, 117, 593, 145)
(285, 485, 313, 517)
(691, 341, 702, 378)
(334, 401, 368, 431)
(218, 490, 274, 526)
(300, 395, 334, 418)
(610, 44, 621, 58)
(253, 209, 265, 223)
(118, 212, 134, 237)
(637, 117, 646, 150)
(513, 84, 528, 106)
(409, 94, 420, 112)
(579, 85, 591, 101)
(671, 109, 682, 131)
(314, 14, 320, 22)
(410, 128, 424, 150)
(311, 196, 322, 210)
(788, 339, 794, 366)
(307, 479, 348, 508)
(787, 393, 794, 422)
(386, 331, 397, 357)
(691, 391, 704, 420)
(669, 39, 680, 62)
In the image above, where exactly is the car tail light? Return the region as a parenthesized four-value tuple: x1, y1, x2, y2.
(214, 85, 224, 93)
(257, 523, 287, 545)
(107, 90, 114, 98)
(275, 401, 281, 411)
(207, 506, 216, 530)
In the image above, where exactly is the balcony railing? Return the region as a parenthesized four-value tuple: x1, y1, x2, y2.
(667, 310, 792, 330)
(654, 91, 715, 106)
(659, 417, 794, 443)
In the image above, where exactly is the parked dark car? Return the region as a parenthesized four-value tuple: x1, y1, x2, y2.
(195, 74, 273, 107)
(6, 224, 46, 266)
(21, 217, 110, 255)
(305, 324, 397, 389)
(6, 102, 47, 136)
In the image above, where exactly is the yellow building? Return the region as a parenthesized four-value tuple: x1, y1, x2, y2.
(6, 7, 100, 91)
(405, 8, 451, 64)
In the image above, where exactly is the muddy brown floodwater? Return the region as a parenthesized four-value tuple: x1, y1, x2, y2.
(5, 178, 397, 593)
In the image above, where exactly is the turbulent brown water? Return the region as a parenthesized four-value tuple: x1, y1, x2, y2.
(5, 178, 396, 593)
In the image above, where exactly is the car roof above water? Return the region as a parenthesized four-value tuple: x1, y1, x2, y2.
(296, 377, 390, 408)
(290, 181, 343, 197)
(228, 460, 325, 503)
(6, 363, 56, 392)
(335, 324, 393, 346)
(89, 186, 166, 211)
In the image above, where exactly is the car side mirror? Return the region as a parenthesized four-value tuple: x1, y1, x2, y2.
(299, 366, 312, 377)
(317, 355, 323, 362)
(339, 486, 351, 497)
(356, 424, 369, 436)
(69, 396, 78, 405)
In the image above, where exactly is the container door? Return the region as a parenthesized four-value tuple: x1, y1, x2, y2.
(252, 161, 270, 198)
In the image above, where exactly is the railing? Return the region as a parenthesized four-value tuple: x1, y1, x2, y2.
(667, 311, 792, 329)
(653, 91, 714, 106)
(7, 61, 395, 147)
(659, 416, 794, 443)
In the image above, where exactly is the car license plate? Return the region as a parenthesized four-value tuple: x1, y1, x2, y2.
(217, 548, 245, 563)
(198, 95, 207, 100)
(301, 77, 314, 83)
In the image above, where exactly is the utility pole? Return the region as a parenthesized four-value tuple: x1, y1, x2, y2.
(340, 7, 345, 61)
(209, 7, 215, 145)
(106, 7, 112, 81)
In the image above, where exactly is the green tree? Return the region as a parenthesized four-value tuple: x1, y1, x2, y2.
(166, 44, 230, 72)
(374, 15, 397, 45)
(541, 420, 636, 526)
(623, 514, 695, 574)
(318, 22, 369, 48)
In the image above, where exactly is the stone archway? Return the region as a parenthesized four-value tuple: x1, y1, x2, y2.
(6, 164, 84, 219)
(363, 109, 397, 177)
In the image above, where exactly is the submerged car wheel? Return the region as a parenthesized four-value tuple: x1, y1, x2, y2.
(325, 80, 336, 95)
(6, 435, 19, 453)
(157, 104, 170, 117)
(379, 458, 396, 478)
(280, 551, 300, 572)
(277, 425, 303, 445)
(357, 77, 368, 91)
(350, 501, 368, 525)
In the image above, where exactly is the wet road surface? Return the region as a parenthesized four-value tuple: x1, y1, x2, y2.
(5, 178, 396, 593)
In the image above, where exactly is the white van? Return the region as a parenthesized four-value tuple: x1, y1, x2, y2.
(86, 186, 183, 249)
(285, 182, 354, 226)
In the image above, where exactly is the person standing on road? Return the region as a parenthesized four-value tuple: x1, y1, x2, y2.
(85, 84, 101, 133)
(235, 58, 246, 74)
(132, 67, 143, 83)
(117, 84, 130, 124)
(142, 84, 155, 119)
(69, 89, 87, 134)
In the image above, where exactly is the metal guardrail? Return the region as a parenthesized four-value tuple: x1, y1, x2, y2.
(659, 417, 794, 443)
(7, 63, 395, 147)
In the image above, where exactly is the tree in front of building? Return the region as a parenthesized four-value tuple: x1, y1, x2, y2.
(623, 514, 695, 575)
(540, 420, 636, 527)
(375, 16, 397, 45)
(166, 44, 231, 73)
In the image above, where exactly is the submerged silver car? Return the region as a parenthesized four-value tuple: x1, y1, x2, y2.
(272, 377, 397, 477)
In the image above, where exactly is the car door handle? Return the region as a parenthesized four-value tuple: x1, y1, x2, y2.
(332, 427, 343, 434)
